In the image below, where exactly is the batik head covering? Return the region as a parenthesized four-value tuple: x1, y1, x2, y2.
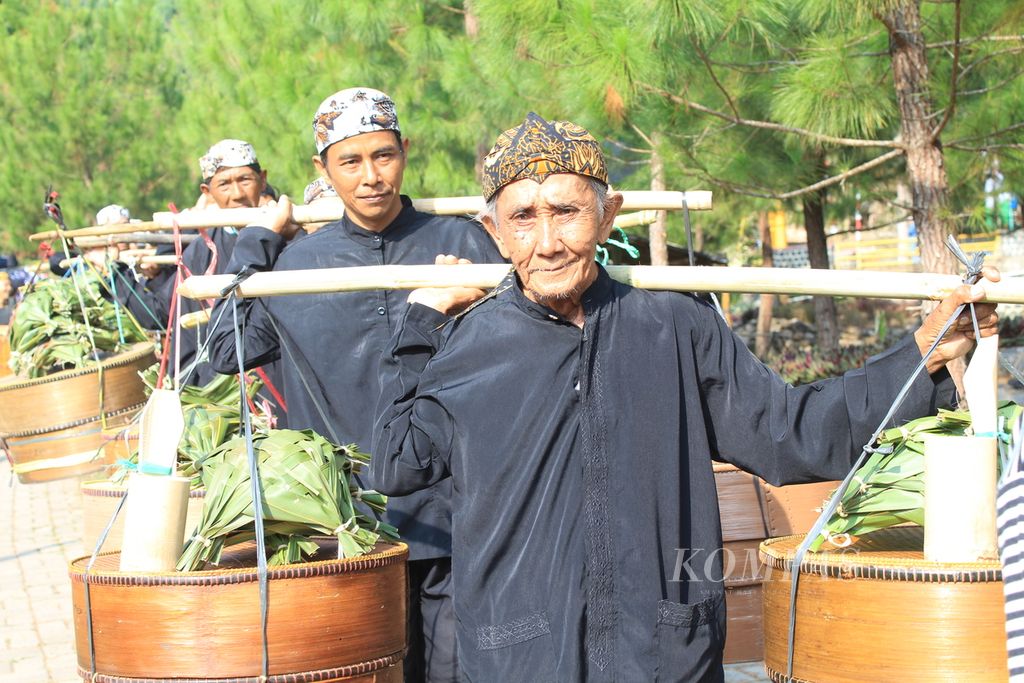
(199, 139, 259, 181)
(303, 177, 338, 204)
(312, 87, 401, 154)
(481, 112, 608, 201)
(96, 204, 131, 225)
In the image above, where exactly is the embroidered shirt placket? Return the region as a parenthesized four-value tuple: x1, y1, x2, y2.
(579, 304, 617, 676)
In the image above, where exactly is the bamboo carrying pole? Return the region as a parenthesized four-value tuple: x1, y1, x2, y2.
(177, 264, 1024, 303)
(179, 309, 210, 330)
(28, 191, 710, 241)
(72, 233, 199, 247)
(56, 254, 177, 270)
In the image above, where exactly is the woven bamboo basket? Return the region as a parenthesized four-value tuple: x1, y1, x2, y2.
(81, 480, 206, 554)
(69, 540, 407, 682)
(0, 342, 155, 483)
(712, 462, 838, 663)
(97, 423, 139, 463)
(760, 526, 1008, 682)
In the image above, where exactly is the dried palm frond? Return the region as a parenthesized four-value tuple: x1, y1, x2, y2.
(177, 428, 398, 571)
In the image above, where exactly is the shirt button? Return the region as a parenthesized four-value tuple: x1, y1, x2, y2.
(377, 306, 386, 315)
(373, 235, 381, 242)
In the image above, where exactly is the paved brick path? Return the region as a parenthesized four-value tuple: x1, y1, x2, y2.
(0, 459, 767, 682)
(0, 462, 82, 683)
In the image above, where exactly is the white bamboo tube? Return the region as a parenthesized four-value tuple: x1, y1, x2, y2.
(118, 473, 191, 572)
(924, 435, 999, 562)
(177, 264, 1022, 303)
(964, 335, 1000, 434)
(29, 191, 711, 241)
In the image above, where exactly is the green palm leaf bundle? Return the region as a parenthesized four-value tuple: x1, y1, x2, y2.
(177, 428, 398, 571)
(110, 368, 265, 487)
(7, 270, 147, 378)
(809, 401, 1023, 551)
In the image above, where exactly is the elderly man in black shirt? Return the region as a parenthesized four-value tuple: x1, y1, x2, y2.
(207, 88, 504, 682)
(371, 112, 999, 681)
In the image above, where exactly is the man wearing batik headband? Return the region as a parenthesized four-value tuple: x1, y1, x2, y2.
(207, 87, 504, 682)
(157, 139, 290, 403)
(371, 112, 1001, 681)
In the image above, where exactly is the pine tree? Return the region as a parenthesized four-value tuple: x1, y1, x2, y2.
(0, 2, 184, 249)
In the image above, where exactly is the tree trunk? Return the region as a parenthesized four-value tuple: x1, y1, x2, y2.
(756, 211, 774, 358)
(464, 0, 479, 39)
(649, 132, 669, 266)
(882, 0, 965, 395)
(882, 0, 957, 278)
(803, 150, 839, 353)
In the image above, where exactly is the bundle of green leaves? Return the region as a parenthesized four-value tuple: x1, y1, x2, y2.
(177, 429, 398, 571)
(810, 401, 1024, 551)
(110, 368, 265, 488)
(7, 270, 147, 378)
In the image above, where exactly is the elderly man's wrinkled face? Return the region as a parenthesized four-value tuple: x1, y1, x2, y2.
(483, 174, 619, 309)
(201, 166, 267, 209)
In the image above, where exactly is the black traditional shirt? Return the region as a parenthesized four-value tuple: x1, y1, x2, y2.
(207, 196, 504, 560)
(372, 267, 953, 682)
(160, 227, 239, 386)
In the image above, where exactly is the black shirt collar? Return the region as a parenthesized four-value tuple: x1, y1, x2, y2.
(339, 195, 416, 246)
(506, 264, 614, 324)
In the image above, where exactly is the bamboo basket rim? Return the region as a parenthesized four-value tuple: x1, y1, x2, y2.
(763, 667, 813, 683)
(0, 341, 156, 392)
(760, 527, 1002, 582)
(70, 541, 408, 586)
(2, 401, 145, 439)
(75, 650, 406, 683)
(81, 480, 206, 498)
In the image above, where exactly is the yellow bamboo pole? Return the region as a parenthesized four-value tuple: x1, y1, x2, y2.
(57, 254, 177, 270)
(29, 191, 710, 242)
(179, 310, 210, 330)
(177, 264, 1022, 304)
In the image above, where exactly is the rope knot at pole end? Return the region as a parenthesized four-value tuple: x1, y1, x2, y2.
(220, 266, 255, 298)
(944, 234, 987, 284)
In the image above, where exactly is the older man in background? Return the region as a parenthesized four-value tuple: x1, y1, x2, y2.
(161, 139, 289, 393)
(371, 112, 999, 681)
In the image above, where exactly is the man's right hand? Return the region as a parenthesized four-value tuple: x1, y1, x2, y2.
(261, 195, 302, 240)
(407, 254, 488, 315)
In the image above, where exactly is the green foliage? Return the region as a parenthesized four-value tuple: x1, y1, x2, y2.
(7, 269, 148, 378)
(767, 344, 885, 386)
(769, 35, 897, 140)
(0, 2, 185, 250)
(0, 0, 1021, 261)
